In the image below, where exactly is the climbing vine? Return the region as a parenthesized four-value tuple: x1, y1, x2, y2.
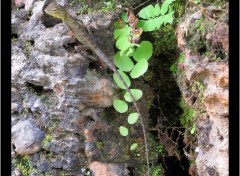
(113, 0, 175, 161)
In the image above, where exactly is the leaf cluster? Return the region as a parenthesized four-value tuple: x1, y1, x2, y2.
(113, 0, 175, 151)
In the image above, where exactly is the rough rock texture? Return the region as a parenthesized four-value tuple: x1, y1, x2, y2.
(11, 1, 151, 175)
(176, 3, 229, 176)
(89, 161, 129, 176)
(12, 119, 45, 155)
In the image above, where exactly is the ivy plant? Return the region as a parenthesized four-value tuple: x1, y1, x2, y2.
(112, 0, 175, 174)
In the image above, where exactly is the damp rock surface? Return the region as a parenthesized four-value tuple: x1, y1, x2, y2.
(12, 119, 45, 155)
(176, 2, 229, 175)
(11, 0, 151, 175)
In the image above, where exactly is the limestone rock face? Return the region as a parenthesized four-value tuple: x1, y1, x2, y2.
(12, 119, 45, 155)
(176, 4, 229, 175)
(89, 161, 129, 176)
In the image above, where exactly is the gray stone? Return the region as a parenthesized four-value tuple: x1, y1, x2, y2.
(37, 161, 50, 173)
(12, 119, 45, 155)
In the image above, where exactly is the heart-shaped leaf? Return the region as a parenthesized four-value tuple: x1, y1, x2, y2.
(133, 41, 153, 62)
(114, 52, 134, 72)
(124, 89, 143, 102)
(130, 59, 148, 79)
(128, 113, 139, 124)
(113, 99, 128, 113)
(130, 143, 138, 150)
(119, 126, 129, 136)
(113, 70, 131, 89)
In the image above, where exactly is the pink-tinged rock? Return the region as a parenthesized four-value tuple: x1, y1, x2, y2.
(14, 0, 25, 8)
(206, 23, 229, 53)
(204, 88, 228, 117)
(89, 161, 129, 176)
(24, 0, 36, 11)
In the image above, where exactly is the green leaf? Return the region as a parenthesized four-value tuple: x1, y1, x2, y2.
(130, 59, 148, 79)
(128, 113, 139, 124)
(163, 11, 174, 25)
(113, 99, 128, 113)
(130, 143, 138, 150)
(114, 52, 134, 72)
(165, 0, 174, 4)
(154, 4, 161, 17)
(155, 16, 165, 29)
(133, 41, 153, 62)
(119, 126, 129, 136)
(116, 36, 132, 52)
(161, 1, 169, 15)
(125, 47, 135, 57)
(124, 89, 143, 102)
(136, 20, 145, 29)
(113, 70, 131, 89)
(190, 124, 196, 134)
(139, 5, 155, 19)
(121, 12, 128, 23)
(141, 18, 158, 32)
(114, 25, 130, 40)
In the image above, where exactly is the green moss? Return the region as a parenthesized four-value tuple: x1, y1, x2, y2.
(170, 52, 185, 74)
(96, 140, 104, 149)
(187, 18, 214, 54)
(42, 134, 53, 149)
(70, 0, 120, 15)
(179, 98, 196, 128)
(13, 155, 34, 176)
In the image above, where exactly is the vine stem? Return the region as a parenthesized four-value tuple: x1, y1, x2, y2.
(111, 65, 150, 176)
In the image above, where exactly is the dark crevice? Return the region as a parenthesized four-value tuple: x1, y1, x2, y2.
(41, 14, 62, 28)
(26, 82, 53, 95)
(147, 53, 191, 176)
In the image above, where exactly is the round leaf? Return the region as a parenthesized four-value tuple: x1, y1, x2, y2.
(113, 70, 131, 89)
(124, 89, 143, 102)
(128, 113, 139, 124)
(113, 99, 128, 113)
(133, 41, 153, 62)
(130, 143, 138, 150)
(130, 59, 148, 79)
(116, 36, 132, 52)
(114, 52, 134, 72)
(119, 126, 129, 136)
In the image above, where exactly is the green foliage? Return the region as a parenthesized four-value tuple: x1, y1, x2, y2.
(170, 52, 185, 74)
(113, 0, 175, 152)
(130, 59, 148, 79)
(127, 113, 139, 124)
(190, 124, 196, 134)
(113, 99, 128, 113)
(124, 89, 143, 102)
(130, 143, 138, 150)
(132, 41, 153, 62)
(137, 1, 175, 32)
(114, 51, 134, 72)
(113, 70, 131, 89)
(119, 126, 129, 136)
(42, 134, 53, 148)
(151, 164, 165, 176)
(179, 98, 196, 129)
(156, 144, 164, 154)
(13, 155, 33, 176)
